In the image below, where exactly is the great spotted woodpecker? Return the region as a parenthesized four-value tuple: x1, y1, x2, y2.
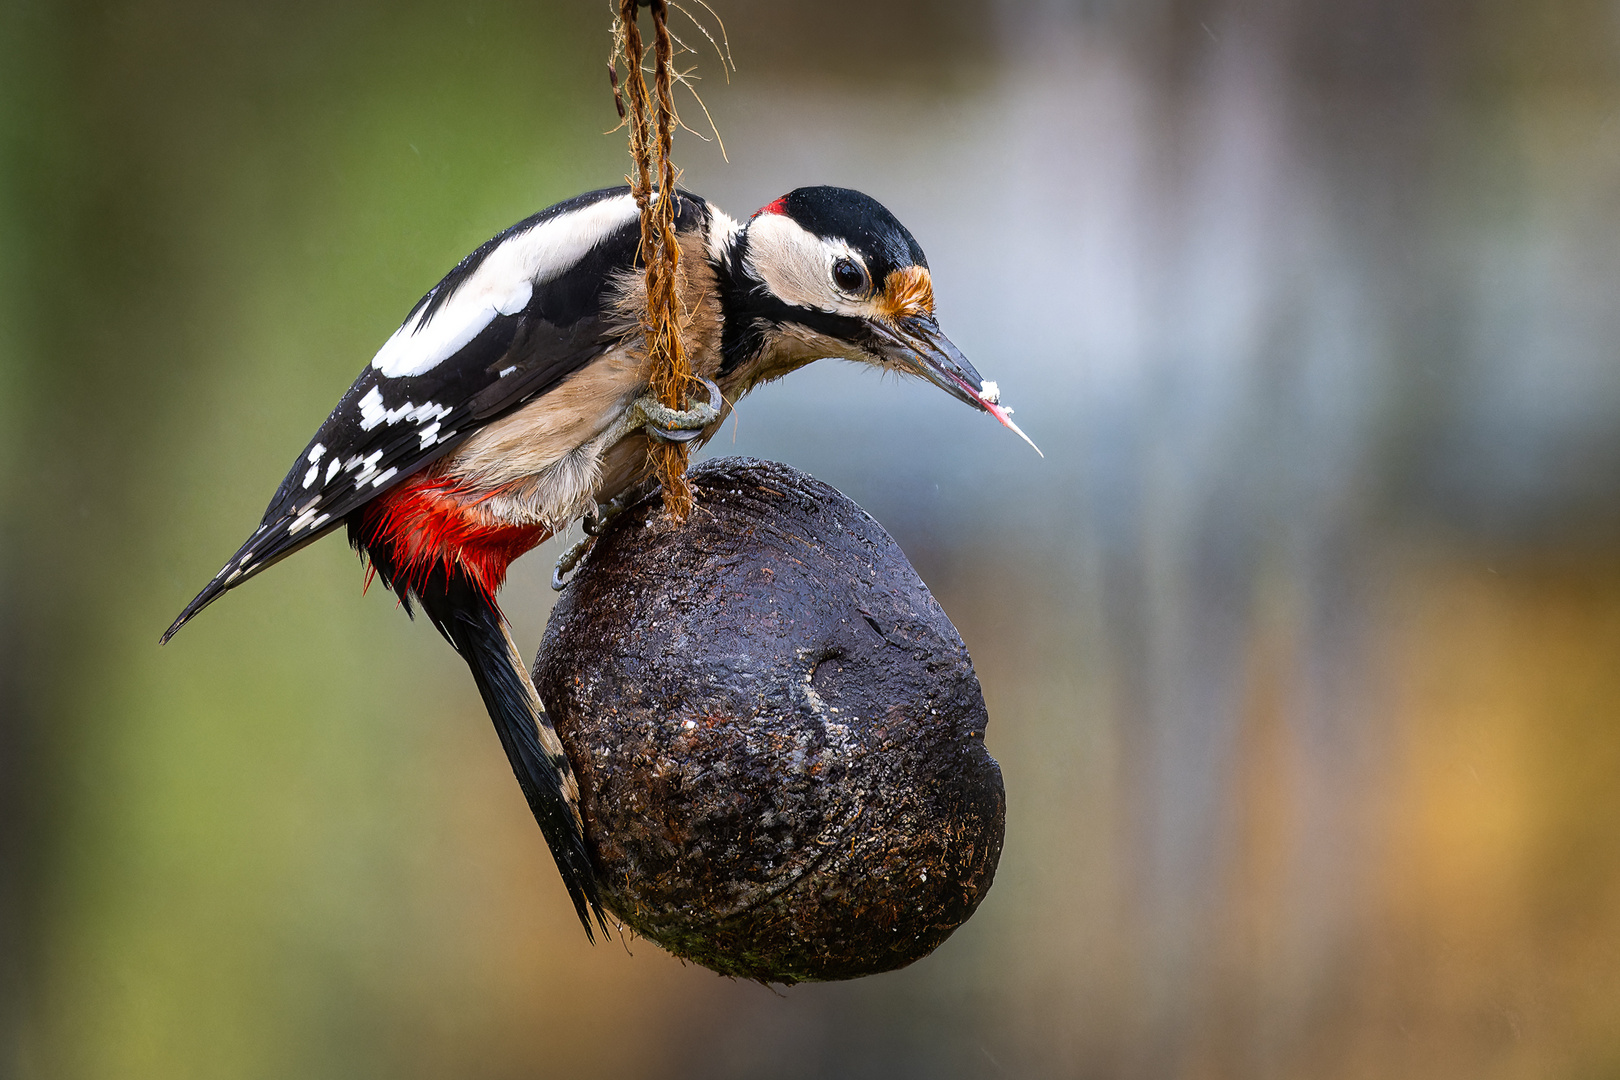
(162, 185, 1036, 937)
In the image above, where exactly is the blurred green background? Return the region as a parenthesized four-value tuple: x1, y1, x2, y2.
(4, 0, 1620, 1077)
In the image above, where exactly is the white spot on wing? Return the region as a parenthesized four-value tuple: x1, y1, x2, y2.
(308, 443, 325, 463)
(359, 387, 453, 432)
(352, 450, 385, 486)
(325, 458, 342, 483)
(358, 386, 387, 430)
(407, 401, 450, 424)
(369, 193, 641, 379)
(287, 497, 326, 535)
(370, 467, 398, 488)
(302, 464, 319, 488)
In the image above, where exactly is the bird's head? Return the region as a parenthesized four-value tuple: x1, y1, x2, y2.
(720, 186, 1039, 453)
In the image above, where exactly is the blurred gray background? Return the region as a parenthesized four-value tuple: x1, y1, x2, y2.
(4, 1, 1620, 1077)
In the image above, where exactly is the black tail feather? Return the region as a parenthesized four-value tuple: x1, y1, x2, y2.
(433, 588, 607, 939)
(353, 520, 607, 938)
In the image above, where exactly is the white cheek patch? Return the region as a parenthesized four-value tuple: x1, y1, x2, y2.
(744, 215, 873, 318)
(370, 193, 642, 378)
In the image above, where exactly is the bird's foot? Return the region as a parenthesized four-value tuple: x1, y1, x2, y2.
(552, 378, 719, 592)
(551, 535, 595, 590)
(551, 478, 660, 590)
(634, 377, 723, 443)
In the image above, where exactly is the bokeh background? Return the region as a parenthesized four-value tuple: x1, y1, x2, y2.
(4, 0, 1620, 1076)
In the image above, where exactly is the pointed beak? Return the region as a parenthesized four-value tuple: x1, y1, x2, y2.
(868, 315, 1043, 456)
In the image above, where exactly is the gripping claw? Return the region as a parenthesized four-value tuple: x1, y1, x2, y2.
(642, 378, 723, 444)
(552, 536, 596, 590)
(551, 477, 661, 590)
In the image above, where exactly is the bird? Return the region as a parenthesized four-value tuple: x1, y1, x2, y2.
(161, 184, 1037, 938)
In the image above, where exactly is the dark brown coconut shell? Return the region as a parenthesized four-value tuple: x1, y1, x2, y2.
(533, 456, 1004, 983)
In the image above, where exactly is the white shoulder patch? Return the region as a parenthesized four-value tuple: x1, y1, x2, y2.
(370, 193, 641, 379)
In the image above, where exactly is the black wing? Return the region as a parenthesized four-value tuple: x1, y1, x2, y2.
(163, 186, 713, 642)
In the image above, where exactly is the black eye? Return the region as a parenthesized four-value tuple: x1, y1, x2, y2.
(832, 257, 866, 293)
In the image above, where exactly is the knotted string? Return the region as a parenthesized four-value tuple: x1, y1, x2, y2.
(615, 0, 696, 523)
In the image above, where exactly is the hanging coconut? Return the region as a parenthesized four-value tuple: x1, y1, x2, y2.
(535, 456, 1005, 983)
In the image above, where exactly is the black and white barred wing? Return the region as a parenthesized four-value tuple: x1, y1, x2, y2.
(162, 186, 686, 643)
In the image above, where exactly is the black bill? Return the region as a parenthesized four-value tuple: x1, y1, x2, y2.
(868, 315, 1043, 456)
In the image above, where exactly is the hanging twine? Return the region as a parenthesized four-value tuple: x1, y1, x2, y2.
(615, 0, 696, 523)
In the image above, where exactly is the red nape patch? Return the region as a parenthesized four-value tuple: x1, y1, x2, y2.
(753, 195, 789, 218)
(360, 474, 550, 604)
